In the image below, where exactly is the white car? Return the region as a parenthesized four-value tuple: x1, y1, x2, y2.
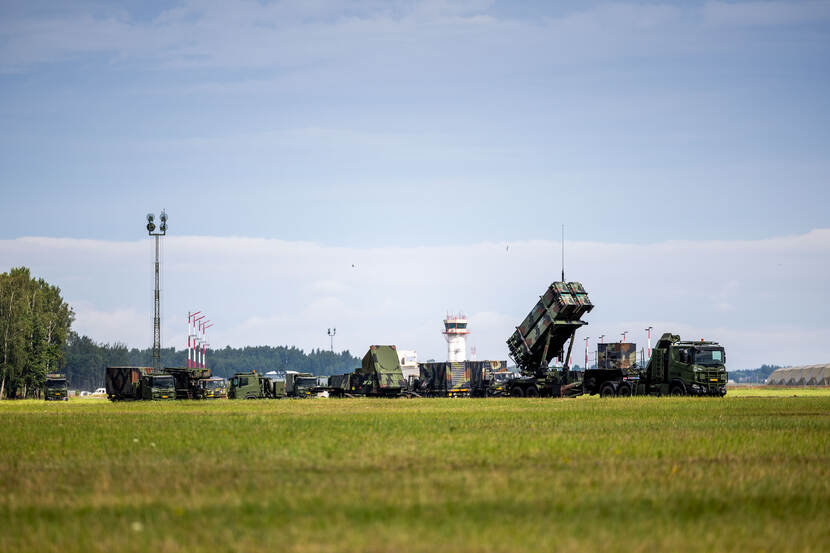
(93, 387, 106, 396)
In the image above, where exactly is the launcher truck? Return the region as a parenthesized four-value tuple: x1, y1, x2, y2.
(105, 367, 175, 401)
(502, 281, 594, 397)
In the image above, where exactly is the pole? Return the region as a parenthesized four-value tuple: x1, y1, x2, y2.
(328, 328, 336, 374)
(187, 312, 191, 369)
(584, 336, 590, 370)
(153, 235, 161, 371)
(645, 326, 653, 359)
(621, 331, 628, 343)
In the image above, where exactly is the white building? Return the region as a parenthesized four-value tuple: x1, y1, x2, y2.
(397, 349, 419, 380)
(443, 313, 469, 362)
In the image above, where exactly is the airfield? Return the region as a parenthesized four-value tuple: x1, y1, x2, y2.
(1, 389, 828, 553)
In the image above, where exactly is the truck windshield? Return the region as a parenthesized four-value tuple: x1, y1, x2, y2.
(203, 380, 223, 390)
(693, 347, 725, 366)
(153, 376, 174, 388)
(297, 378, 317, 387)
(46, 380, 66, 389)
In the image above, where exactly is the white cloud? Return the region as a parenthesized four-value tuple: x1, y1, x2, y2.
(1, 230, 829, 370)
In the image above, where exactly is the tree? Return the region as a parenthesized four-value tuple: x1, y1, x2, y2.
(0, 268, 74, 399)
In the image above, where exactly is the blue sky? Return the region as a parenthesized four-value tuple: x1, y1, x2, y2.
(1, 1, 829, 368)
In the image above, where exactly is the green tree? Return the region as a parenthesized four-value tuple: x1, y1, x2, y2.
(0, 267, 74, 398)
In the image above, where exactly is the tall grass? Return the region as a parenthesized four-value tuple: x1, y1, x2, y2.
(1, 396, 828, 552)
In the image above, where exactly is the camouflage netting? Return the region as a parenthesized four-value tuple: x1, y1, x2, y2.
(766, 364, 830, 385)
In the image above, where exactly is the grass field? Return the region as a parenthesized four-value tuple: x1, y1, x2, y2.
(1, 393, 828, 552)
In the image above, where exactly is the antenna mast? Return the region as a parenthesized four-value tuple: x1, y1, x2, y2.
(561, 224, 565, 282)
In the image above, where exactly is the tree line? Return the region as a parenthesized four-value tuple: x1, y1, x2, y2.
(0, 267, 75, 398)
(64, 333, 361, 390)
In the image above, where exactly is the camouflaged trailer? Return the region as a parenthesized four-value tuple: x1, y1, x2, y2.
(105, 367, 175, 401)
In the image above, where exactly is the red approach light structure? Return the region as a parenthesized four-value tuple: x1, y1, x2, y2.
(188, 312, 205, 369)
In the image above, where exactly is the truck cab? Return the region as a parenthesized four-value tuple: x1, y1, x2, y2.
(44, 374, 68, 401)
(199, 377, 227, 399)
(285, 372, 318, 398)
(140, 374, 176, 400)
(646, 334, 727, 396)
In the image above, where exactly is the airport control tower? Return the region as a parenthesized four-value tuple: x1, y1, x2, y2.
(443, 313, 469, 362)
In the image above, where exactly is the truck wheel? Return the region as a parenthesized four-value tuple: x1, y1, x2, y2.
(670, 384, 686, 397)
(617, 384, 632, 397)
(600, 383, 616, 398)
(510, 386, 525, 398)
(525, 386, 539, 398)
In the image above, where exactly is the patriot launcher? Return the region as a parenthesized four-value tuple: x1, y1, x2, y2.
(502, 281, 593, 397)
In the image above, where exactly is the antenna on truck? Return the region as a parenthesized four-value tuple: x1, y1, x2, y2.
(561, 224, 565, 282)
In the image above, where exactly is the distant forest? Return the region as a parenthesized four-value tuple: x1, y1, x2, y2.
(63, 331, 361, 390)
(728, 364, 781, 384)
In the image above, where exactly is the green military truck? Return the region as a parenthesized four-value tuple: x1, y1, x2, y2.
(228, 371, 285, 399)
(44, 373, 68, 401)
(285, 371, 318, 398)
(198, 377, 227, 399)
(640, 334, 727, 396)
(582, 335, 727, 397)
(502, 281, 594, 397)
(105, 367, 175, 401)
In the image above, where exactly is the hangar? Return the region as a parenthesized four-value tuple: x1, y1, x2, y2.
(767, 364, 830, 386)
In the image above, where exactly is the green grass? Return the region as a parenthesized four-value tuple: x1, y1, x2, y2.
(1, 396, 828, 552)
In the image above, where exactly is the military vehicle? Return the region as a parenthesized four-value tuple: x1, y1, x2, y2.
(163, 367, 212, 399)
(417, 360, 508, 397)
(44, 373, 68, 401)
(639, 334, 727, 396)
(502, 281, 593, 397)
(105, 367, 175, 401)
(352, 345, 405, 396)
(582, 335, 727, 397)
(327, 346, 405, 397)
(198, 377, 227, 399)
(228, 371, 285, 399)
(285, 371, 318, 398)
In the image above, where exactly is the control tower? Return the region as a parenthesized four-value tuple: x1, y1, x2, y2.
(443, 313, 469, 362)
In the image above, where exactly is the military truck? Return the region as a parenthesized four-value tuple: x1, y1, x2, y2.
(228, 371, 285, 399)
(285, 371, 318, 398)
(105, 367, 175, 401)
(163, 367, 212, 399)
(639, 334, 727, 396)
(502, 281, 593, 397)
(582, 335, 727, 397)
(198, 377, 227, 399)
(44, 373, 68, 401)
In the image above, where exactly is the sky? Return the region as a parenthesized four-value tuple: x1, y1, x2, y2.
(1, 0, 829, 370)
